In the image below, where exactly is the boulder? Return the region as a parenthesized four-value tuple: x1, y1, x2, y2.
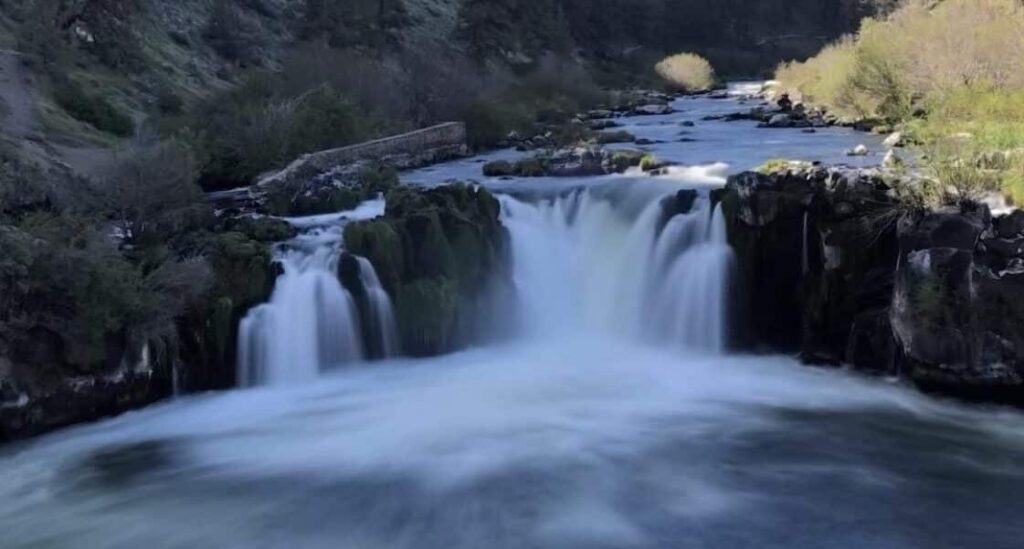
(595, 130, 636, 144)
(633, 104, 674, 116)
(883, 132, 904, 148)
(483, 160, 516, 177)
(846, 144, 869, 156)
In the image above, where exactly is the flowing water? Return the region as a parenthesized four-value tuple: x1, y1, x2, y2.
(2, 86, 1024, 549)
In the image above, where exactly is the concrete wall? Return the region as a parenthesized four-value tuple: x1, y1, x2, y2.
(258, 122, 467, 189)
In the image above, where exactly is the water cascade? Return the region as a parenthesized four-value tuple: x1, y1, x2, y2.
(237, 224, 398, 386)
(499, 185, 734, 353)
(355, 256, 401, 359)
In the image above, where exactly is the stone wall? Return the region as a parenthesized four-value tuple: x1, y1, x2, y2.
(257, 122, 468, 191)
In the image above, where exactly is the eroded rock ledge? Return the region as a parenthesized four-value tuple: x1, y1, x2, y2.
(718, 167, 1024, 404)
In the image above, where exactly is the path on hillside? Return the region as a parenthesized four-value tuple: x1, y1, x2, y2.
(0, 49, 115, 178)
(0, 50, 37, 139)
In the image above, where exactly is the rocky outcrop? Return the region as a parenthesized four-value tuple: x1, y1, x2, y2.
(344, 184, 514, 356)
(720, 167, 1024, 404)
(482, 147, 651, 178)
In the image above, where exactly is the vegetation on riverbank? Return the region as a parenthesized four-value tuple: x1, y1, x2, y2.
(655, 53, 716, 93)
(774, 0, 1024, 206)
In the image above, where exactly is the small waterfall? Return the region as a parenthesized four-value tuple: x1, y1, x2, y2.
(500, 186, 734, 353)
(237, 247, 364, 386)
(646, 205, 733, 353)
(356, 256, 401, 358)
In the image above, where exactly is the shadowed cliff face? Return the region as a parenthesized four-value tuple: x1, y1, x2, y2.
(459, 0, 892, 75)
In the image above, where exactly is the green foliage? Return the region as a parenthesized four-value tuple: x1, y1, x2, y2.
(462, 99, 533, 149)
(186, 78, 367, 188)
(655, 53, 717, 92)
(203, 0, 268, 66)
(301, 0, 410, 49)
(51, 75, 134, 137)
(639, 154, 661, 171)
(777, 0, 1024, 205)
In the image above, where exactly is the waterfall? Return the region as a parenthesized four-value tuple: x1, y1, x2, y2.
(499, 186, 734, 353)
(237, 241, 398, 387)
(237, 246, 364, 386)
(356, 256, 401, 358)
(647, 205, 733, 353)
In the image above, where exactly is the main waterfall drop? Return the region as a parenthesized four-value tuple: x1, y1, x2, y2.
(499, 185, 734, 353)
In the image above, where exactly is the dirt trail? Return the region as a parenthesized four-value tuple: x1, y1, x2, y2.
(0, 49, 37, 139)
(0, 49, 115, 178)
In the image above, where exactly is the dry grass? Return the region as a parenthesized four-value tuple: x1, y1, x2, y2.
(655, 53, 716, 93)
(775, 0, 1024, 206)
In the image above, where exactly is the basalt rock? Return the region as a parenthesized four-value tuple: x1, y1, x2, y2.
(721, 166, 1024, 404)
(344, 184, 514, 356)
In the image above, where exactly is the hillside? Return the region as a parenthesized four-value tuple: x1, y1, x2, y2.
(0, 0, 890, 181)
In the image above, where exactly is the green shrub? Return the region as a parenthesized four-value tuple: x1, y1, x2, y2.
(52, 77, 134, 137)
(655, 53, 716, 93)
(462, 99, 533, 149)
(778, 0, 1024, 204)
(187, 78, 367, 188)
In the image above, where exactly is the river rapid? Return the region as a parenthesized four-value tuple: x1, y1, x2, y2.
(2, 84, 1023, 549)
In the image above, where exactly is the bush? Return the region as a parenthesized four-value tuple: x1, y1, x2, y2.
(52, 76, 134, 137)
(655, 53, 716, 93)
(187, 77, 367, 188)
(203, 0, 267, 66)
(86, 140, 203, 246)
(777, 0, 1024, 204)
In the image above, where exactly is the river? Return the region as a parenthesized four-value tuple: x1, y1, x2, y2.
(2, 84, 1023, 549)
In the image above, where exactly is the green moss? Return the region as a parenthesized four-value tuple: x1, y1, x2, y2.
(756, 158, 811, 175)
(344, 219, 405, 292)
(639, 154, 662, 172)
(395, 277, 458, 356)
(231, 217, 298, 242)
(609, 150, 645, 172)
(210, 232, 275, 309)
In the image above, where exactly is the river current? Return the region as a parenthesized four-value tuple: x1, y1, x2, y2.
(2, 84, 1023, 549)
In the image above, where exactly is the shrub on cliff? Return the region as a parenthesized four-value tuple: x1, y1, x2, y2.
(655, 53, 716, 93)
(52, 75, 134, 137)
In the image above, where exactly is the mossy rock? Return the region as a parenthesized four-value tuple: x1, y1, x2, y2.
(516, 158, 547, 177)
(344, 219, 405, 293)
(229, 216, 298, 242)
(344, 183, 511, 356)
(395, 277, 459, 356)
(209, 232, 277, 309)
(359, 164, 400, 194)
(639, 154, 664, 172)
(483, 160, 516, 177)
(594, 130, 636, 144)
(609, 150, 646, 172)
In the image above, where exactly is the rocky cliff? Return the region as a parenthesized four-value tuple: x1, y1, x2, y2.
(719, 167, 1024, 404)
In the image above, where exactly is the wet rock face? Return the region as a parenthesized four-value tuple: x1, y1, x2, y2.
(345, 184, 514, 356)
(721, 167, 1024, 404)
